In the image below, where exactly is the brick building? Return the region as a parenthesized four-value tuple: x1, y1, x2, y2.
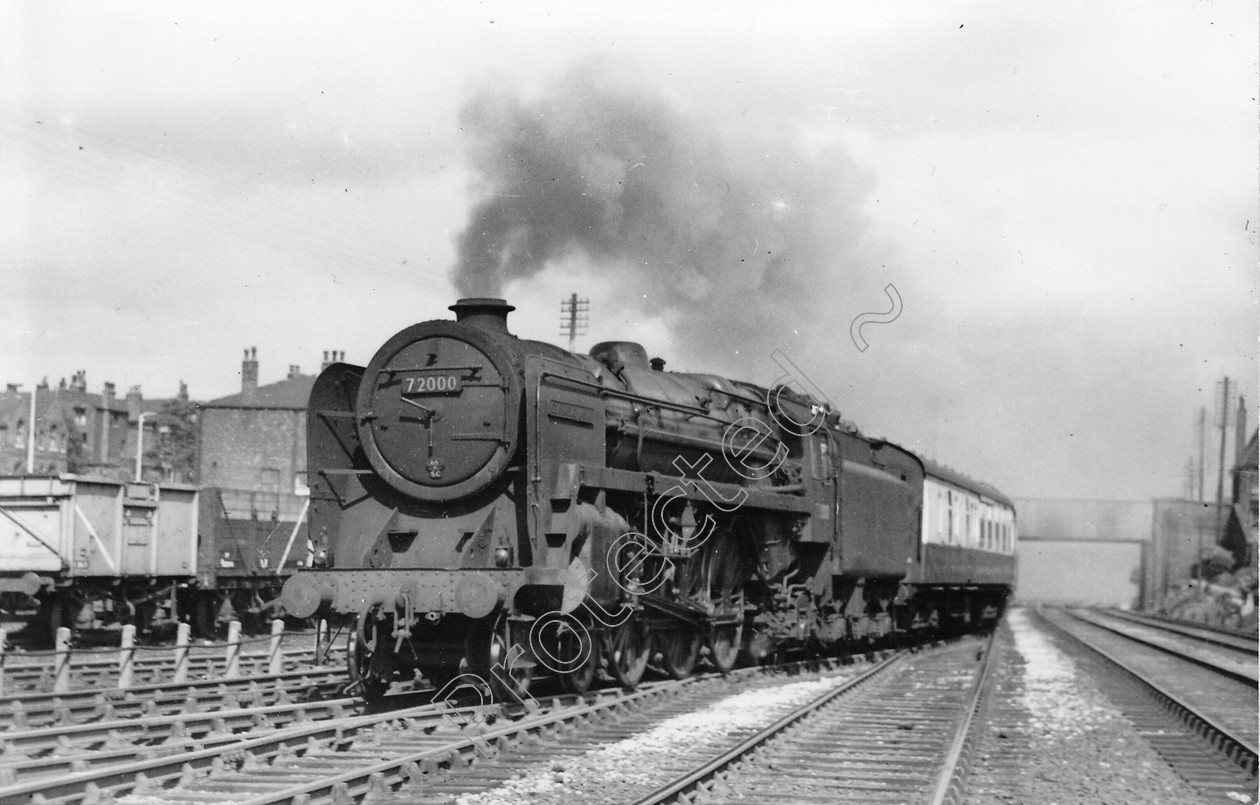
(1146, 497, 1229, 608)
(1222, 428, 1258, 568)
(0, 373, 189, 481)
(197, 348, 339, 519)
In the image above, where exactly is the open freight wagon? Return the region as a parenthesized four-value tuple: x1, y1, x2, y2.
(0, 475, 198, 641)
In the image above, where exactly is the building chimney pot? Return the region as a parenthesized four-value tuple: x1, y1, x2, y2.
(321, 349, 344, 371)
(242, 347, 259, 404)
(100, 382, 116, 464)
(126, 385, 143, 422)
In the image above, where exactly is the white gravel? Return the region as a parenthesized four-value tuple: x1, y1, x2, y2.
(966, 607, 1252, 805)
(456, 673, 852, 805)
(1007, 606, 1116, 741)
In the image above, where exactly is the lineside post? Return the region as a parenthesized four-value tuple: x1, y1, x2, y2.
(0, 628, 6, 695)
(173, 622, 190, 683)
(118, 624, 135, 689)
(268, 618, 284, 676)
(225, 620, 241, 678)
(54, 627, 71, 693)
(315, 619, 328, 665)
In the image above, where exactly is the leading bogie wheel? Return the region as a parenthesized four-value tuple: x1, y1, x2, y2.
(347, 613, 391, 701)
(486, 616, 533, 703)
(554, 615, 598, 695)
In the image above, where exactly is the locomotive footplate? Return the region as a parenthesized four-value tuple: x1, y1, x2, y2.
(280, 566, 589, 621)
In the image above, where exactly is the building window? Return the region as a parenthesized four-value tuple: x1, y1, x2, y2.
(261, 467, 281, 492)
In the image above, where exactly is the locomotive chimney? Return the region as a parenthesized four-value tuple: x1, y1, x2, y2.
(449, 298, 515, 335)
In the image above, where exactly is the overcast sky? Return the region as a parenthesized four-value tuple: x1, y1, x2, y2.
(4, 1, 1257, 501)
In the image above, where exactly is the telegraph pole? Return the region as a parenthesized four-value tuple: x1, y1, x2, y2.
(1236, 395, 1248, 482)
(1214, 376, 1231, 547)
(1197, 407, 1206, 501)
(26, 383, 36, 473)
(559, 294, 589, 350)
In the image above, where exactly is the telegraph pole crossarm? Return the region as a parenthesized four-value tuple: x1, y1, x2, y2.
(560, 293, 590, 350)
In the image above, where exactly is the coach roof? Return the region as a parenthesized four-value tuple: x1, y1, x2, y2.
(920, 457, 1015, 510)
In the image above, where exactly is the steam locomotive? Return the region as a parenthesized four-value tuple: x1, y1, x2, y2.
(279, 298, 1015, 699)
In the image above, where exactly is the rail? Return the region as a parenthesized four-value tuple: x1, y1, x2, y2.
(626, 651, 906, 805)
(1067, 608, 1257, 686)
(1103, 608, 1258, 654)
(1043, 607, 1258, 779)
(929, 630, 1002, 804)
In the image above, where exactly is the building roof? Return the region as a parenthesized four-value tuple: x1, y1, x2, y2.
(202, 375, 316, 410)
(0, 387, 135, 418)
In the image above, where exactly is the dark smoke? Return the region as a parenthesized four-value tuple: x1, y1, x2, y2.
(450, 66, 878, 369)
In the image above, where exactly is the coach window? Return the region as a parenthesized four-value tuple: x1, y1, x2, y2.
(938, 489, 947, 541)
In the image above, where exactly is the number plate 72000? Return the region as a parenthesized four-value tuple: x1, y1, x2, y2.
(402, 374, 462, 394)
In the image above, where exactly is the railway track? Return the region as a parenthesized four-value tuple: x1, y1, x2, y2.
(1070, 607, 1257, 685)
(0, 649, 913, 804)
(1037, 605, 1258, 798)
(2, 645, 344, 693)
(0, 665, 349, 731)
(361, 637, 995, 804)
(1100, 607, 1259, 655)
(623, 635, 999, 804)
(0, 695, 363, 786)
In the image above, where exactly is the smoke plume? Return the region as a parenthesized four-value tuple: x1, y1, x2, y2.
(450, 66, 879, 368)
